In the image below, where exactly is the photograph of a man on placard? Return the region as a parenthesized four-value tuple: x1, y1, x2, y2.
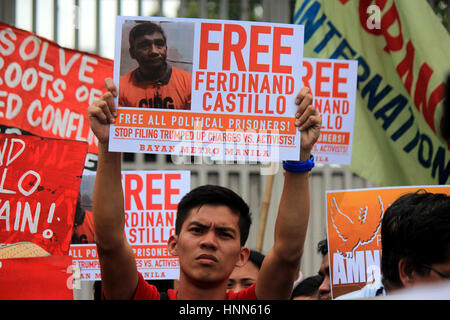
(119, 19, 193, 110)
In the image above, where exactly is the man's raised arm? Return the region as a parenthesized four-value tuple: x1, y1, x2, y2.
(256, 87, 321, 299)
(88, 79, 138, 299)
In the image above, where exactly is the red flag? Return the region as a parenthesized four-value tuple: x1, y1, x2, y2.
(0, 134, 88, 256)
(0, 22, 113, 155)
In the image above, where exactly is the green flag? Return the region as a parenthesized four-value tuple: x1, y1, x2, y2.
(294, 0, 450, 186)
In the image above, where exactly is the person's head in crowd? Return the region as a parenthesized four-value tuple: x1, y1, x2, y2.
(128, 22, 168, 78)
(291, 274, 322, 300)
(227, 250, 265, 293)
(317, 239, 331, 300)
(168, 185, 252, 289)
(381, 191, 450, 293)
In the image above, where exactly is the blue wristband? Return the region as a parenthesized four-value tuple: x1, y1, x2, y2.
(283, 155, 315, 173)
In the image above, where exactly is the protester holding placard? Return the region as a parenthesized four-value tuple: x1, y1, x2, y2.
(88, 78, 321, 299)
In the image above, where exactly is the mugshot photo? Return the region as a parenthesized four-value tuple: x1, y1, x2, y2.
(118, 19, 194, 110)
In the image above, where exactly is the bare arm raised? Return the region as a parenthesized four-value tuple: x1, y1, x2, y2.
(88, 78, 138, 299)
(255, 87, 321, 299)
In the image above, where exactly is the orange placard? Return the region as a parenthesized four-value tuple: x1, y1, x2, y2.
(326, 185, 450, 299)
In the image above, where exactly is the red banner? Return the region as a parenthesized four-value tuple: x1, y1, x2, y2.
(0, 134, 87, 256)
(0, 256, 74, 299)
(0, 22, 113, 158)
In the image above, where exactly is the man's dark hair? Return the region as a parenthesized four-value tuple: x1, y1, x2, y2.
(317, 239, 328, 257)
(248, 250, 265, 269)
(176, 185, 252, 246)
(381, 191, 450, 290)
(291, 275, 322, 299)
(129, 21, 167, 49)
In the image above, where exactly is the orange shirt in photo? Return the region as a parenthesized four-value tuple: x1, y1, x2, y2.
(119, 66, 192, 110)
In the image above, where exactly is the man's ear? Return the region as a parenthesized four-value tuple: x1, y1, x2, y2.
(235, 246, 250, 268)
(398, 258, 416, 287)
(168, 234, 179, 256)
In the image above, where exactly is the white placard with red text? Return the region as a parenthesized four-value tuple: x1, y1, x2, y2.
(70, 171, 190, 281)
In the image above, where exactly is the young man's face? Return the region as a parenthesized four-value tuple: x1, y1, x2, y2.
(168, 205, 249, 286)
(130, 32, 167, 70)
